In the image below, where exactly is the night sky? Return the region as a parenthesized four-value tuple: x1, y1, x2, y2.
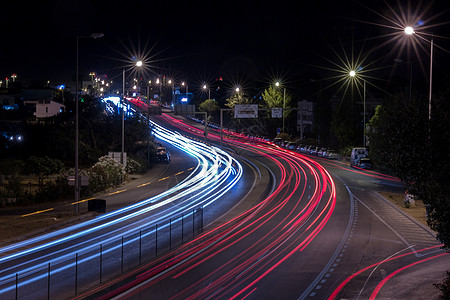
(2, 0, 450, 92)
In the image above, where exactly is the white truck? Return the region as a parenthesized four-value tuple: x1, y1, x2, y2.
(350, 147, 368, 168)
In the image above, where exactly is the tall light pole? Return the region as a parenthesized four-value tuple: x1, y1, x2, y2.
(275, 81, 286, 133)
(349, 70, 367, 147)
(75, 33, 103, 214)
(404, 26, 433, 120)
(203, 84, 210, 100)
(121, 60, 143, 166)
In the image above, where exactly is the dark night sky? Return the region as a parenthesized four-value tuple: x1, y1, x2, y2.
(2, 0, 450, 92)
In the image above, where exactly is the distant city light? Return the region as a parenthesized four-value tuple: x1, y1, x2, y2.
(181, 97, 188, 102)
(349, 70, 356, 77)
(136, 60, 143, 67)
(103, 96, 121, 107)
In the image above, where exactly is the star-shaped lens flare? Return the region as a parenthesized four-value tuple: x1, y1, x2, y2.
(105, 34, 168, 80)
(355, 0, 450, 79)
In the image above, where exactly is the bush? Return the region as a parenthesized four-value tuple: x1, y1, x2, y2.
(77, 156, 126, 197)
(276, 133, 290, 141)
(126, 157, 146, 174)
(434, 271, 450, 299)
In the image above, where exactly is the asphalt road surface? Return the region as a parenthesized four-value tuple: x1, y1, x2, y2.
(1, 111, 447, 300)
(84, 114, 447, 300)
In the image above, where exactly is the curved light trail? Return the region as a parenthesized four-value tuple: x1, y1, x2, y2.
(0, 117, 243, 298)
(82, 114, 338, 300)
(327, 244, 447, 300)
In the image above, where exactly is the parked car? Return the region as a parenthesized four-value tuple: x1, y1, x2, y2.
(273, 138, 282, 145)
(324, 149, 339, 159)
(286, 142, 297, 150)
(156, 144, 170, 163)
(310, 146, 319, 155)
(317, 147, 327, 157)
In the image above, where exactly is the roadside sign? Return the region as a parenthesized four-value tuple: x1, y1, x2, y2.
(109, 151, 127, 166)
(234, 104, 258, 118)
(272, 108, 282, 118)
(67, 175, 89, 186)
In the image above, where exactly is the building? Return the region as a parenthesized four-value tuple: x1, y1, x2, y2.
(33, 100, 65, 118)
(20, 89, 65, 119)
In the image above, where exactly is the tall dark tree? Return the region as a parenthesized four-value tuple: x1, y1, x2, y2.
(367, 90, 450, 249)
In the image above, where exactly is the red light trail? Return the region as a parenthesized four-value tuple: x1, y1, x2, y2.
(79, 113, 337, 299)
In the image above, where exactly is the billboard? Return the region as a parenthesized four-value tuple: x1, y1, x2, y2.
(234, 104, 258, 118)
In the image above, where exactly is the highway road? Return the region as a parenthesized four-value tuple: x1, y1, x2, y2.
(79, 112, 448, 300)
(0, 118, 246, 300)
(1, 105, 447, 300)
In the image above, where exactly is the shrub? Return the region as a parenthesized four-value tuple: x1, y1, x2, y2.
(434, 271, 450, 299)
(126, 157, 146, 174)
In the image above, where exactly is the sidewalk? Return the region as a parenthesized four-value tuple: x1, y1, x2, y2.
(0, 167, 166, 246)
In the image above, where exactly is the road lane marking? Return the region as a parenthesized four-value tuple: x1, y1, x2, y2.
(69, 197, 95, 206)
(21, 208, 54, 217)
(175, 171, 184, 175)
(137, 182, 152, 187)
(108, 189, 127, 195)
(158, 177, 170, 182)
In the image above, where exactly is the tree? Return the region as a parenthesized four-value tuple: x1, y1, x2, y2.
(261, 86, 291, 109)
(367, 90, 450, 249)
(225, 93, 250, 108)
(24, 156, 65, 190)
(199, 99, 220, 122)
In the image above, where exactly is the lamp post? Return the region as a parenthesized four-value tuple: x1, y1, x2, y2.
(404, 26, 433, 120)
(275, 81, 286, 133)
(349, 70, 367, 147)
(203, 84, 210, 100)
(75, 33, 103, 214)
(182, 81, 188, 96)
(121, 60, 143, 166)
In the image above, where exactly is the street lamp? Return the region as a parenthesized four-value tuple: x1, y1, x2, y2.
(404, 26, 415, 35)
(203, 84, 210, 100)
(182, 81, 188, 99)
(349, 70, 367, 147)
(404, 26, 432, 120)
(75, 33, 103, 214)
(121, 61, 143, 166)
(275, 81, 287, 133)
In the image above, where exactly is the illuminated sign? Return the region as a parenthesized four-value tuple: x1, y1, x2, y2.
(234, 104, 258, 118)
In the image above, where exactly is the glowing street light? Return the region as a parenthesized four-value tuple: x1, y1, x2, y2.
(203, 84, 210, 100)
(404, 26, 415, 35)
(348, 70, 367, 147)
(404, 26, 433, 121)
(121, 60, 143, 166)
(274, 81, 287, 133)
